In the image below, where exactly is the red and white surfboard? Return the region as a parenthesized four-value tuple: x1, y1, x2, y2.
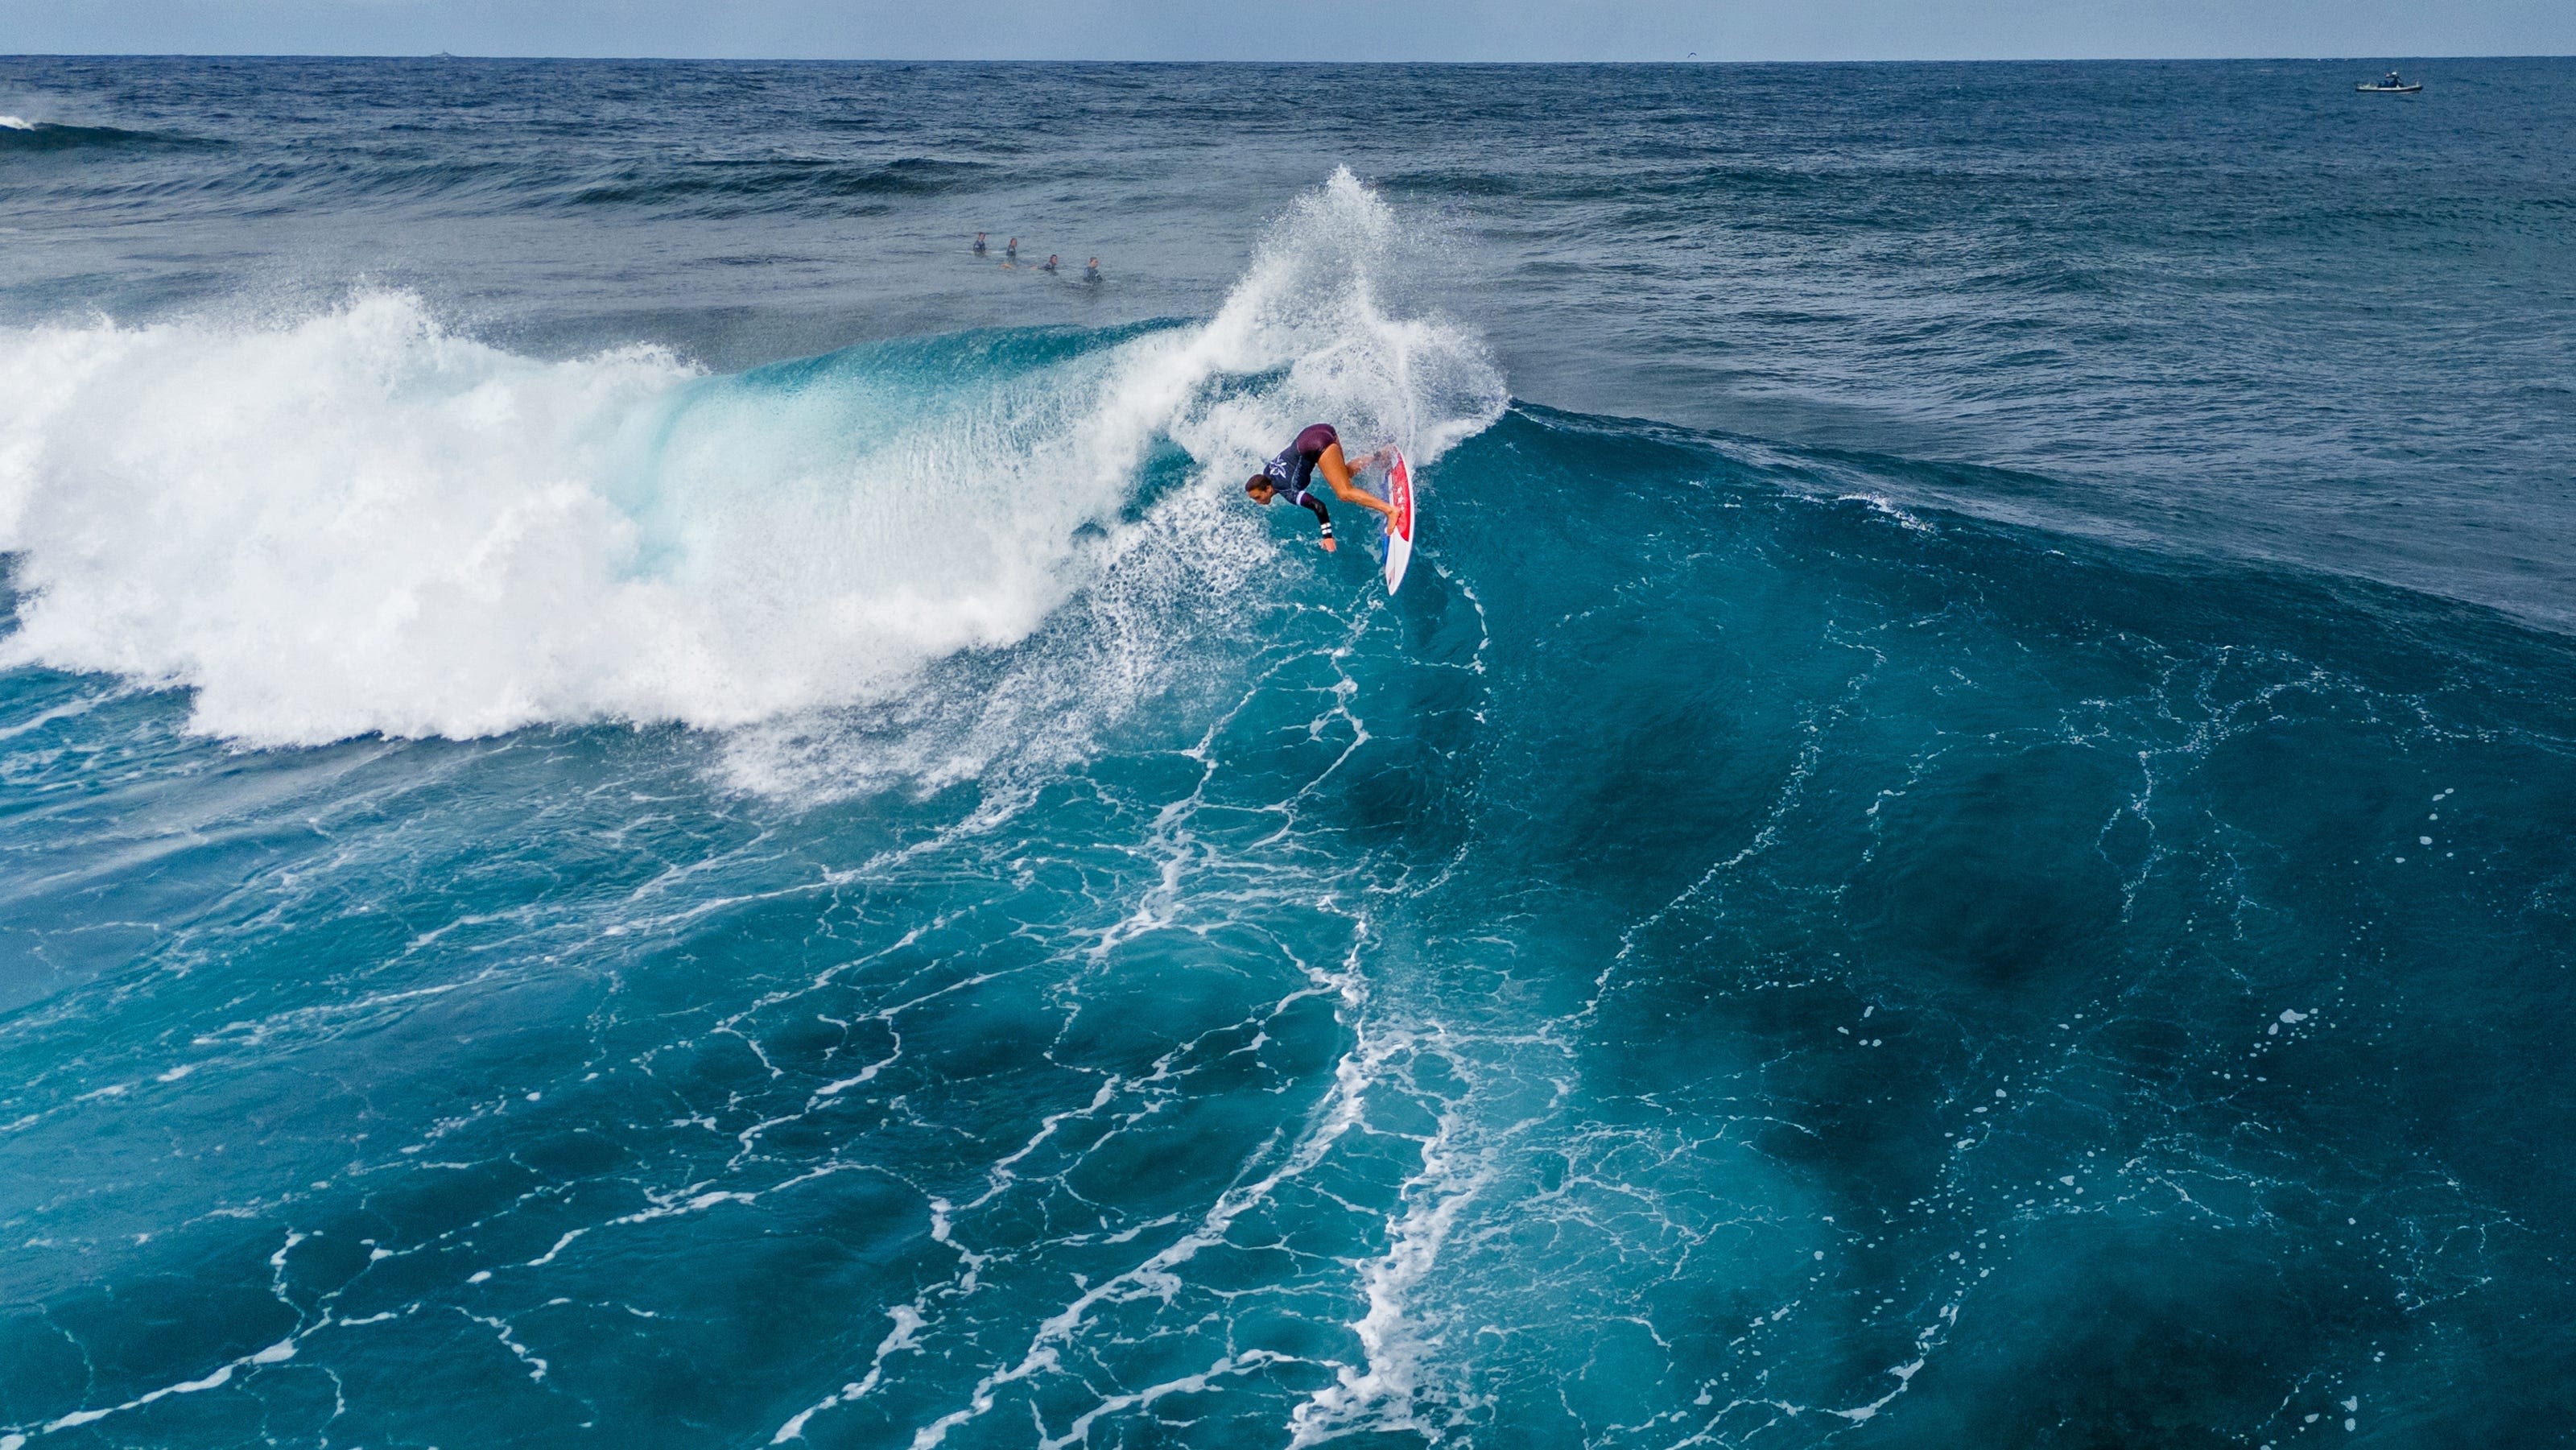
(1381, 449, 1416, 594)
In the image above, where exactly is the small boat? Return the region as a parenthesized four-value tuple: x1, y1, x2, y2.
(2356, 71, 2422, 93)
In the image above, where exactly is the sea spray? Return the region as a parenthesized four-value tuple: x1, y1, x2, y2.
(717, 168, 1506, 802)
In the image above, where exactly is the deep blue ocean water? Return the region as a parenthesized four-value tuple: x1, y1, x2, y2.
(2, 56, 2574, 1450)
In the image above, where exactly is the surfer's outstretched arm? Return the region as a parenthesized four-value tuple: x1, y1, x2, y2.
(1295, 492, 1338, 551)
(1249, 476, 1342, 552)
(1316, 442, 1397, 520)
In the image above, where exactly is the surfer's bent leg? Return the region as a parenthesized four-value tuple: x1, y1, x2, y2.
(1315, 442, 1395, 519)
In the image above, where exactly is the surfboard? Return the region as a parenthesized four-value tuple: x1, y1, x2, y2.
(1381, 449, 1417, 594)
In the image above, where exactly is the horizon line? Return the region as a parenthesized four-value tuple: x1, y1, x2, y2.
(6, 51, 2570, 64)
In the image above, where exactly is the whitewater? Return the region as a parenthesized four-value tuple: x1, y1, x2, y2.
(5, 55, 2576, 1450)
(0, 174, 1498, 745)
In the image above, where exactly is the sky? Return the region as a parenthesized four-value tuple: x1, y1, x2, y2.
(2, 0, 2570, 61)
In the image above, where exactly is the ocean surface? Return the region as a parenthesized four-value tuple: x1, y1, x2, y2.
(2, 55, 2574, 1450)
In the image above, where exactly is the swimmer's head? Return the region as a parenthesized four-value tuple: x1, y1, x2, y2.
(1245, 477, 1275, 503)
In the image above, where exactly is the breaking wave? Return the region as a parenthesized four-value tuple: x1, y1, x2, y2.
(0, 170, 1504, 746)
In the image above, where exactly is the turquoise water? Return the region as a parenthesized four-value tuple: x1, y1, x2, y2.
(3, 58, 2574, 1449)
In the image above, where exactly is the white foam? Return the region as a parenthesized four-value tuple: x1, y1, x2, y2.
(1286, 1090, 1490, 1447)
(37, 1336, 296, 1434)
(0, 115, 35, 130)
(0, 169, 1504, 758)
(770, 1305, 925, 1442)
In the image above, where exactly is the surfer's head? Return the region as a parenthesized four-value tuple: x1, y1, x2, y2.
(1245, 477, 1275, 504)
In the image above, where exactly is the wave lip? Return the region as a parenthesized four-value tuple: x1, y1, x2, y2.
(0, 116, 217, 151)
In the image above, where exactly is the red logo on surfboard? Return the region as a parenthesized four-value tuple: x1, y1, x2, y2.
(1382, 451, 1416, 594)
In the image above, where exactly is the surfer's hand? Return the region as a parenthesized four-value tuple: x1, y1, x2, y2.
(1320, 536, 1337, 552)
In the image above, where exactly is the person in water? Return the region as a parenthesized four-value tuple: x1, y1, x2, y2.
(1245, 423, 1395, 553)
(972, 233, 988, 255)
(1084, 257, 1101, 283)
(1006, 238, 1018, 260)
(1042, 254, 1059, 274)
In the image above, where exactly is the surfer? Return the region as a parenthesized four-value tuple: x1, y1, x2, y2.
(972, 233, 987, 255)
(1042, 254, 1059, 274)
(1084, 257, 1101, 283)
(1005, 238, 1018, 260)
(1245, 423, 1395, 554)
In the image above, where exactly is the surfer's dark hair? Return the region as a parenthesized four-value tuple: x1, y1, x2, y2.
(1245, 475, 1271, 494)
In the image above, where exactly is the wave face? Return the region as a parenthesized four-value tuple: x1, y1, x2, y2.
(7, 303, 2576, 1449)
(4, 66, 2576, 1450)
